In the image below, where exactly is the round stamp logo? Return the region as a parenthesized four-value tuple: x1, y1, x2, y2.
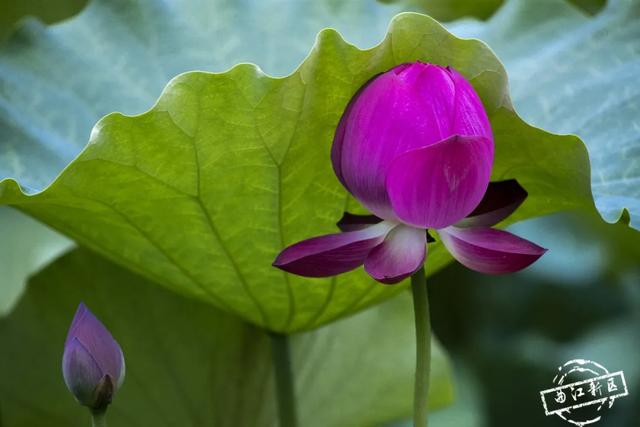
(539, 359, 629, 426)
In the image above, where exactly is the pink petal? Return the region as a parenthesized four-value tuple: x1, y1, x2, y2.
(385, 135, 494, 229)
(438, 226, 547, 274)
(331, 73, 381, 192)
(456, 179, 528, 228)
(364, 225, 426, 284)
(447, 67, 493, 141)
(273, 222, 394, 277)
(336, 212, 382, 232)
(333, 63, 492, 221)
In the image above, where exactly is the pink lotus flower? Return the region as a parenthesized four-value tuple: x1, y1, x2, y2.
(273, 62, 546, 284)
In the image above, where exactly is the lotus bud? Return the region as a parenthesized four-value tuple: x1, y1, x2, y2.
(62, 303, 125, 414)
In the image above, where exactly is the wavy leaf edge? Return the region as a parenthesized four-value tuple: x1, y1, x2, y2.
(0, 11, 604, 332)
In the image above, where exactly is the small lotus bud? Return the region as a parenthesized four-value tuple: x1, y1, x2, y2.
(62, 303, 125, 413)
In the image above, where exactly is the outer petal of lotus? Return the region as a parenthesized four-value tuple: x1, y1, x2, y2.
(456, 179, 528, 228)
(332, 63, 463, 220)
(448, 67, 493, 141)
(62, 337, 105, 405)
(438, 226, 547, 274)
(332, 72, 381, 193)
(273, 222, 395, 277)
(385, 135, 494, 229)
(364, 225, 427, 284)
(336, 212, 382, 232)
(66, 303, 125, 388)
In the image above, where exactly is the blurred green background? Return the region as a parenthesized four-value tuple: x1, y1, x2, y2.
(424, 212, 640, 427)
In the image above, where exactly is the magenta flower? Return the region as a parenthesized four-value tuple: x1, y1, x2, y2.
(62, 303, 125, 412)
(273, 62, 546, 283)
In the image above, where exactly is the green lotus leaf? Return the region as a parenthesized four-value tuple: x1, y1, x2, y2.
(0, 4, 596, 331)
(0, 248, 453, 426)
(0, 0, 410, 322)
(3, 0, 638, 332)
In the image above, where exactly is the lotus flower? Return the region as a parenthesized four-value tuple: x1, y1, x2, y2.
(62, 303, 125, 412)
(273, 62, 546, 283)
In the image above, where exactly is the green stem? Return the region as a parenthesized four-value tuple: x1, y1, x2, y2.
(411, 267, 431, 427)
(270, 333, 299, 427)
(91, 411, 107, 427)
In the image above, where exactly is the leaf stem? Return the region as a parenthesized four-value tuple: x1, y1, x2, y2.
(411, 267, 431, 427)
(91, 411, 107, 427)
(270, 333, 299, 427)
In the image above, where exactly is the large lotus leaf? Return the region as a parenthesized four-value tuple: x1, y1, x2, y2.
(0, 0, 410, 323)
(0, 2, 594, 331)
(0, 248, 453, 427)
(0, 0, 408, 317)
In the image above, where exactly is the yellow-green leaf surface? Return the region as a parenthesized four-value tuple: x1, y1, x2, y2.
(0, 5, 594, 332)
(0, 248, 453, 427)
(0, 0, 407, 317)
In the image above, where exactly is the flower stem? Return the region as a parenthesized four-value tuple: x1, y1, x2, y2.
(270, 333, 299, 427)
(91, 411, 107, 427)
(411, 267, 431, 427)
